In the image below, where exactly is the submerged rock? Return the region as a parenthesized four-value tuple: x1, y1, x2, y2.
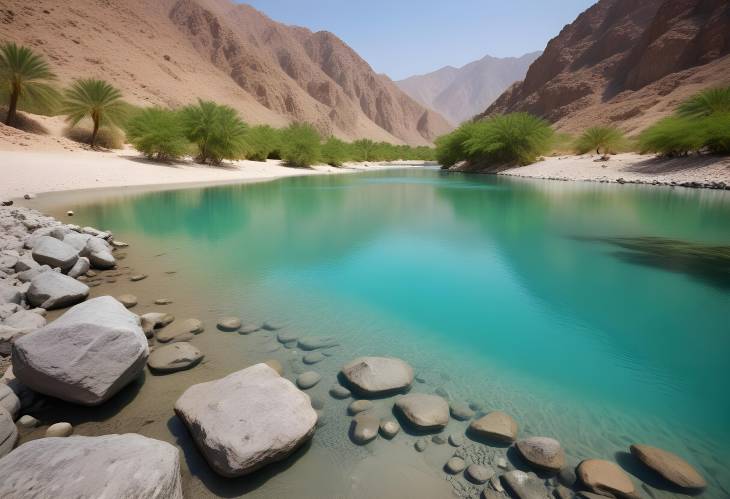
(576, 459, 638, 498)
(297, 336, 338, 351)
(217, 317, 242, 332)
(395, 393, 449, 430)
(303, 352, 325, 365)
(27, 271, 89, 310)
(379, 418, 400, 439)
(449, 401, 475, 421)
(501, 470, 551, 499)
(174, 363, 317, 477)
(446, 456, 466, 474)
(238, 323, 260, 335)
(341, 356, 414, 395)
(516, 436, 565, 471)
(348, 400, 373, 415)
(469, 411, 518, 443)
(147, 343, 203, 374)
(629, 444, 706, 490)
(0, 434, 182, 498)
(12, 296, 148, 405)
(329, 383, 351, 399)
(466, 464, 494, 484)
(296, 371, 321, 389)
(415, 438, 429, 452)
(351, 413, 379, 444)
(156, 318, 203, 343)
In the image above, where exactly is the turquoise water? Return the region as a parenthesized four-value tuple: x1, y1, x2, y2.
(71, 169, 730, 495)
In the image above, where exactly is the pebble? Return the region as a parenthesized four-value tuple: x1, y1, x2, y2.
(116, 294, 137, 309)
(445, 456, 466, 474)
(379, 418, 400, 439)
(45, 422, 73, 438)
(448, 433, 464, 447)
(217, 317, 242, 332)
(415, 438, 429, 452)
(18, 415, 40, 428)
(129, 274, 147, 282)
(66, 211, 74, 216)
(262, 321, 283, 331)
(154, 298, 172, 305)
(329, 384, 351, 399)
(277, 331, 299, 343)
(351, 413, 379, 445)
(466, 464, 494, 484)
(296, 371, 321, 389)
(348, 400, 373, 415)
(238, 323, 260, 334)
(303, 352, 325, 365)
(450, 401, 475, 421)
(432, 434, 446, 445)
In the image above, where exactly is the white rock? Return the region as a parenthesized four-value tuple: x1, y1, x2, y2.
(0, 406, 17, 458)
(0, 281, 21, 305)
(174, 363, 317, 477)
(0, 384, 20, 420)
(67, 256, 90, 278)
(12, 296, 148, 405)
(0, 325, 24, 356)
(26, 270, 89, 310)
(62, 232, 91, 254)
(341, 356, 414, 395)
(0, 434, 183, 498)
(45, 422, 73, 437)
(17, 415, 39, 428)
(31, 236, 79, 271)
(3, 309, 47, 333)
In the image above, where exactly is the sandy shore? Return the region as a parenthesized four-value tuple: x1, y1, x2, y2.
(0, 148, 428, 201)
(500, 152, 730, 188)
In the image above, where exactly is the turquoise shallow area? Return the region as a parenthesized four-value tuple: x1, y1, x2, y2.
(73, 169, 730, 495)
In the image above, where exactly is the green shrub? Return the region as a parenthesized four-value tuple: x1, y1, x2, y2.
(321, 137, 349, 166)
(62, 79, 126, 147)
(126, 107, 189, 161)
(574, 126, 625, 155)
(244, 125, 280, 161)
(702, 113, 730, 154)
(638, 116, 706, 156)
(435, 122, 482, 167)
(180, 99, 248, 165)
(463, 113, 553, 166)
(281, 123, 321, 167)
(677, 86, 730, 118)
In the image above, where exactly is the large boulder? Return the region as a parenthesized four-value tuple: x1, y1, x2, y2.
(394, 393, 449, 430)
(516, 437, 565, 471)
(0, 434, 182, 498)
(26, 271, 89, 310)
(31, 236, 79, 271)
(469, 411, 518, 443)
(577, 459, 638, 498)
(629, 444, 706, 490)
(341, 356, 414, 395)
(12, 296, 148, 405)
(0, 406, 17, 458)
(174, 363, 317, 477)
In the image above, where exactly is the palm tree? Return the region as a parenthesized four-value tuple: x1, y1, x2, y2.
(0, 42, 58, 127)
(63, 79, 126, 147)
(677, 86, 730, 119)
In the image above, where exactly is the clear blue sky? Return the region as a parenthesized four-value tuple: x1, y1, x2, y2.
(240, 0, 596, 80)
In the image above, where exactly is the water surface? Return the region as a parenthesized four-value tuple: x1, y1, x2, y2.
(67, 168, 730, 496)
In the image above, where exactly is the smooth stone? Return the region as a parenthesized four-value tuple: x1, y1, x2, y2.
(45, 422, 73, 437)
(27, 271, 89, 310)
(148, 342, 203, 374)
(303, 352, 325, 365)
(261, 321, 284, 331)
(450, 401, 475, 421)
(576, 459, 638, 498)
(238, 323, 260, 334)
(0, 434, 182, 498)
(86, 238, 115, 269)
(156, 318, 203, 343)
(17, 414, 39, 428)
(12, 296, 148, 405)
(116, 294, 137, 309)
(67, 257, 90, 279)
(629, 444, 706, 490)
(0, 407, 17, 457)
(554, 485, 573, 499)
(502, 470, 551, 499)
(297, 336, 338, 351)
(129, 274, 147, 282)
(277, 330, 299, 343)
(448, 433, 464, 447)
(329, 384, 351, 399)
(3, 309, 46, 333)
(310, 396, 325, 410)
(379, 418, 400, 439)
(154, 298, 172, 305)
(174, 363, 317, 477)
(264, 359, 284, 376)
(31, 236, 78, 271)
(296, 371, 321, 389)
(415, 438, 429, 452)
(217, 317, 242, 332)
(516, 436, 566, 471)
(466, 464, 494, 484)
(140, 312, 175, 337)
(395, 393, 449, 430)
(110, 240, 128, 248)
(469, 411, 518, 443)
(0, 282, 22, 305)
(62, 232, 91, 253)
(351, 413, 379, 444)
(0, 384, 20, 419)
(445, 456, 466, 474)
(348, 400, 373, 415)
(341, 356, 414, 395)
(432, 434, 446, 445)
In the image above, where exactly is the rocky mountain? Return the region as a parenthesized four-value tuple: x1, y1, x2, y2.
(397, 52, 540, 125)
(0, 0, 451, 145)
(481, 0, 730, 134)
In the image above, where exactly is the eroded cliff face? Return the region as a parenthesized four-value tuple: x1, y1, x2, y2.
(0, 0, 451, 145)
(481, 0, 730, 133)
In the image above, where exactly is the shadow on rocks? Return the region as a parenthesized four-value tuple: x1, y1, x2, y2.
(615, 451, 704, 496)
(166, 415, 312, 498)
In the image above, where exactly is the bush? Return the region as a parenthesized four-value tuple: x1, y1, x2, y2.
(677, 86, 730, 119)
(281, 123, 321, 167)
(435, 122, 481, 167)
(463, 113, 553, 167)
(321, 137, 349, 166)
(126, 107, 189, 161)
(65, 125, 125, 149)
(63, 79, 127, 147)
(638, 116, 706, 156)
(702, 113, 730, 154)
(574, 126, 625, 155)
(244, 125, 281, 161)
(180, 99, 248, 165)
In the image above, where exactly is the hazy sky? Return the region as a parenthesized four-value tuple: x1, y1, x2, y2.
(241, 0, 596, 80)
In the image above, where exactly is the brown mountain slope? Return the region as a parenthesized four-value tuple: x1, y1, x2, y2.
(0, 0, 451, 145)
(481, 0, 730, 134)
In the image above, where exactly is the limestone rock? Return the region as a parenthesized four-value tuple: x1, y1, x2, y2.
(395, 393, 449, 430)
(67, 257, 90, 279)
(174, 363, 317, 477)
(31, 236, 78, 271)
(148, 343, 203, 374)
(0, 434, 182, 498)
(630, 444, 706, 490)
(469, 411, 518, 443)
(2, 309, 46, 333)
(516, 436, 566, 471)
(576, 459, 638, 498)
(12, 296, 148, 405)
(303, 352, 325, 364)
(341, 356, 414, 395)
(0, 406, 17, 458)
(140, 312, 174, 337)
(27, 271, 89, 310)
(0, 281, 21, 305)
